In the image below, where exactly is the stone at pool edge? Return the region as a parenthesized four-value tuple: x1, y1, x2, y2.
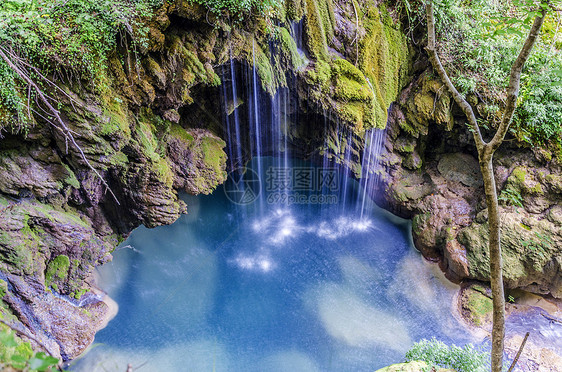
(374, 361, 456, 372)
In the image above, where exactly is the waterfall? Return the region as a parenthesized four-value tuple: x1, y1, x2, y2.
(358, 129, 386, 219)
(221, 64, 235, 171)
(290, 19, 307, 59)
(220, 38, 299, 212)
(229, 53, 244, 169)
(340, 130, 353, 212)
(251, 39, 264, 211)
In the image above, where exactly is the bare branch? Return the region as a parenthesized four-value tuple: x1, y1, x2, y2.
(0, 46, 120, 205)
(488, 8, 547, 153)
(7, 49, 81, 111)
(507, 332, 530, 372)
(424, 2, 486, 151)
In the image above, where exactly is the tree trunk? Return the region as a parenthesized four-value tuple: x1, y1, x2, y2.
(424, 3, 547, 371)
(479, 151, 505, 371)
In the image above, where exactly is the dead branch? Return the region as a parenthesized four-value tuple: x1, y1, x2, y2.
(507, 332, 530, 372)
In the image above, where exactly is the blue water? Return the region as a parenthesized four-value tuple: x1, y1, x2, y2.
(70, 158, 475, 372)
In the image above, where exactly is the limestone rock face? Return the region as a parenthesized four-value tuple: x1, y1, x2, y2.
(374, 71, 562, 299)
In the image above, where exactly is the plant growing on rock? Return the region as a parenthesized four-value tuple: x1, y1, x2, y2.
(0, 328, 59, 371)
(405, 338, 489, 372)
(424, 1, 560, 371)
(188, 0, 282, 23)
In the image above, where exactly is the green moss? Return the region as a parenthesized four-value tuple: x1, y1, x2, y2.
(144, 56, 167, 87)
(137, 120, 161, 163)
(202, 136, 227, 177)
(108, 151, 129, 168)
(253, 40, 277, 93)
(168, 34, 221, 101)
(305, 59, 332, 85)
(546, 173, 562, 192)
(45, 255, 70, 290)
(357, 4, 410, 128)
(31, 202, 88, 228)
(412, 213, 431, 236)
(62, 163, 80, 189)
(512, 167, 527, 185)
(100, 97, 131, 138)
(333, 59, 372, 101)
(529, 182, 543, 195)
(277, 28, 306, 71)
(303, 0, 330, 59)
(0, 225, 41, 276)
(154, 157, 175, 188)
(396, 143, 415, 153)
(72, 288, 87, 300)
(463, 287, 493, 326)
(286, 0, 304, 20)
(169, 123, 195, 144)
(0, 280, 6, 299)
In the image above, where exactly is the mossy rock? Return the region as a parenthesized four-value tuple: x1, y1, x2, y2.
(357, 4, 410, 128)
(286, 0, 305, 20)
(303, 0, 335, 60)
(45, 255, 70, 291)
(170, 123, 195, 144)
(0, 280, 7, 299)
(460, 284, 493, 327)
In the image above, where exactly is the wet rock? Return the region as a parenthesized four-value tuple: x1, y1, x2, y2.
(458, 283, 493, 330)
(377, 72, 562, 300)
(437, 153, 482, 188)
(505, 336, 562, 372)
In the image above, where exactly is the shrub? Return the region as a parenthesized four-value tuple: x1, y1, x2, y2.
(394, 0, 562, 150)
(404, 338, 490, 372)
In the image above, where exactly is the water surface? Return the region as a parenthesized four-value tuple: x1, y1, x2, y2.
(71, 158, 475, 371)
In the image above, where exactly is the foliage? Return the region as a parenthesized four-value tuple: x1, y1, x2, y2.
(498, 185, 524, 209)
(0, 0, 161, 134)
(521, 230, 554, 268)
(396, 0, 562, 149)
(0, 328, 59, 371)
(188, 0, 281, 21)
(405, 338, 490, 372)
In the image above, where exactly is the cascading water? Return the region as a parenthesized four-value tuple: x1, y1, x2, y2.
(358, 128, 386, 219)
(339, 130, 353, 211)
(290, 19, 307, 59)
(250, 39, 265, 212)
(221, 64, 235, 171)
(229, 51, 244, 170)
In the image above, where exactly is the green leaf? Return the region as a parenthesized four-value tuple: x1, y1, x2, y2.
(0, 331, 18, 347)
(10, 354, 28, 363)
(28, 352, 59, 371)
